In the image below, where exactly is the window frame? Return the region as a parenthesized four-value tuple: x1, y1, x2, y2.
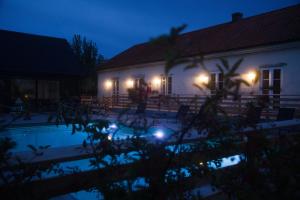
(160, 75, 173, 95)
(210, 72, 223, 95)
(259, 67, 283, 95)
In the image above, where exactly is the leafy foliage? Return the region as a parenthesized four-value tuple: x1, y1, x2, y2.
(150, 24, 191, 74)
(71, 34, 105, 95)
(71, 34, 104, 68)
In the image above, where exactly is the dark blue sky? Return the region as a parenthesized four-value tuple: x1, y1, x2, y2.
(1, 0, 299, 58)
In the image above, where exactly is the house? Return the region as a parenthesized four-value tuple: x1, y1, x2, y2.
(0, 30, 85, 110)
(97, 5, 300, 103)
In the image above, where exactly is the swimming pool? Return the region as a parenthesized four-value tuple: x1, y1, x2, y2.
(1, 123, 242, 200)
(0, 123, 173, 152)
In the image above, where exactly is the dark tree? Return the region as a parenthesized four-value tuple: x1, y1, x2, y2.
(70, 34, 104, 95)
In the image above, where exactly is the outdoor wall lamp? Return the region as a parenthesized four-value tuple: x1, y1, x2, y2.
(126, 79, 134, 89)
(104, 80, 112, 90)
(152, 77, 161, 89)
(195, 73, 209, 85)
(246, 70, 257, 84)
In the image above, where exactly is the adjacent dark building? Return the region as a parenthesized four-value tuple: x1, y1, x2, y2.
(0, 29, 86, 110)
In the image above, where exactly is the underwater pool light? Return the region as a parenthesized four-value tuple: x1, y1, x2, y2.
(154, 130, 165, 139)
(109, 123, 118, 129)
(107, 134, 112, 141)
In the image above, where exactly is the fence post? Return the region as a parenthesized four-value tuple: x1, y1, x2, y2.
(238, 96, 242, 115)
(194, 95, 198, 113)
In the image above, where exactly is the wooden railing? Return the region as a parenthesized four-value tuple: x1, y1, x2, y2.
(80, 95, 97, 105)
(81, 94, 300, 118)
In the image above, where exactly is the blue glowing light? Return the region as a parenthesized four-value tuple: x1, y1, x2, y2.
(109, 123, 118, 129)
(153, 130, 165, 139)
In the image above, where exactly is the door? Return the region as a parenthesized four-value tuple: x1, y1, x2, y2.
(134, 78, 144, 90)
(261, 69, 282, 108)
(161, 76, 167, 95)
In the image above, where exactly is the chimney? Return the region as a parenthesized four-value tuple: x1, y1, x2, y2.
(232, 12, 243, 22)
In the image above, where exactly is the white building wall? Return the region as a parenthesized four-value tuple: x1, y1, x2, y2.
(98, 42, 300, 98)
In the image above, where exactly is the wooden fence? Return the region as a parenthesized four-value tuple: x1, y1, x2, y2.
(81, 94, 300, 118)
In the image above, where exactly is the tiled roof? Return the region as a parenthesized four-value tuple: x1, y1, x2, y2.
(99, 4, 300, 70)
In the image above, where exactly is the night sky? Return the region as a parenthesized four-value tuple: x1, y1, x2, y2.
(0, 0, 299, 58)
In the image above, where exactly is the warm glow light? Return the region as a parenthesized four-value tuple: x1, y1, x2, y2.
(104, 80, 112, 90)
(247, 71, 257, 83)
(195, 74, 209, 85)
(126, 79, 134, 88)
(152, 77, 161, 88)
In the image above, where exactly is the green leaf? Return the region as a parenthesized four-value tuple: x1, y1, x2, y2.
(193, 83, 204, 91)
(229, 58, 243, 74)
(220, 58, 229, 70)
(216, 64, 224, 74)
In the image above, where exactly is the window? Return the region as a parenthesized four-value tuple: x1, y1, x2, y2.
(262, 70, 270, 95)
(134, 78, 144, 89)
(134, 78, 139, 89)
(210, 73, 223, 94)
(273, 69, 281, 95)
(112, 78, 119, 95)
(260, 69, 281, 95)
(210, 74, 216, 93)
(167, 76, 172, 95)
(161, 75, 172, 95)
(112, 78, 119, 103)
(218, 73, 223, 90)
(260, 68, 282, 108)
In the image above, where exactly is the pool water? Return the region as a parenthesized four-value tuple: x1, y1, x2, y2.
(1, 123, 242, 200)
(0, 125, 87, 152)
(0, 123, 173, 152)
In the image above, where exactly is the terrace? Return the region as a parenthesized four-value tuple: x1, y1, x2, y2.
(82, 94, 300, 119)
